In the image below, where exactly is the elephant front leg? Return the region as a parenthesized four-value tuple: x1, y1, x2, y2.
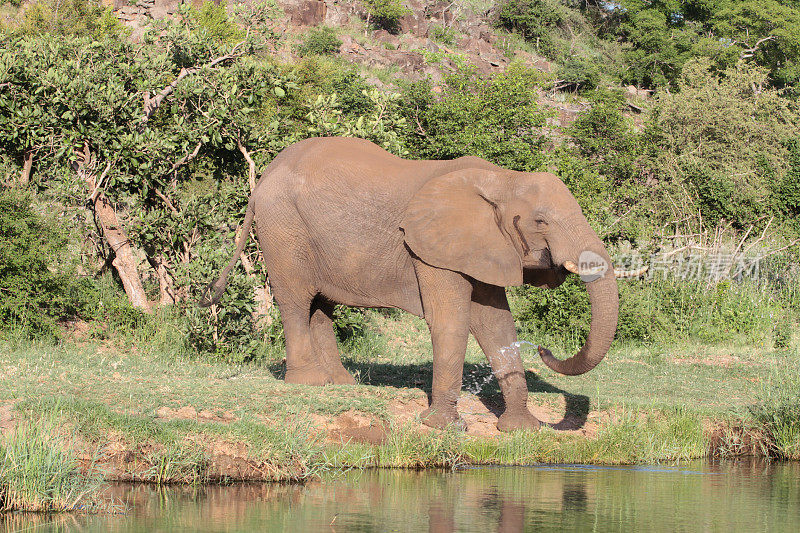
(414, 260, 472, 430)
(470, 282, 540, 432)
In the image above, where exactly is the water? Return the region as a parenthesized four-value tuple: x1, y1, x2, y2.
(3, 460, 799, 532)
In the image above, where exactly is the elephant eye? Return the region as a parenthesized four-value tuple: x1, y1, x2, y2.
(535, 218, 548, 228)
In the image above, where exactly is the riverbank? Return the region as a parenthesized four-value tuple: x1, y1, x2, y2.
(1, 310, 798, 511)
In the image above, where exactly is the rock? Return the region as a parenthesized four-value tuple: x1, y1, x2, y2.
(424, 39, 439, 53)
(400, 13, 429, 36)
(373, 29, 400, 48)
(150, 0, 181, 20)
(285, 0, 327, 26)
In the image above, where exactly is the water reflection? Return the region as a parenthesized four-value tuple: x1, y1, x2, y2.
(3, 460, 799, 532)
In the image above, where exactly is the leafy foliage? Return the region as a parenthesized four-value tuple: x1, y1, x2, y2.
(298, 26, 342, 56)
(644, 59, 799, 228)
(495, 0, 570, 56)
(400, 64, 549, 171)
(0, 190, 91, 339)
(362, 0, 410, 33)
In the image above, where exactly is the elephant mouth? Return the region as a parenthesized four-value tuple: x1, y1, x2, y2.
(523, 247, 553, 269)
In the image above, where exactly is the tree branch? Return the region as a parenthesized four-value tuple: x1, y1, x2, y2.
(20, 150, 34, 185)
(740, 35, 775, 59)
(170, 141, 202, 173)
(139, 41, 247, 131)
(87, 161, 112, 204)
(236, 138, 257, 192)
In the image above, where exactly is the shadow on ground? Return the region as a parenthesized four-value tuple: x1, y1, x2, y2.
(269, 359, 590, 431)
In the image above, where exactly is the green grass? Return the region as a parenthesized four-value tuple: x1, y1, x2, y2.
(0, 415, 102, 512)
(0, 308, 798, 507)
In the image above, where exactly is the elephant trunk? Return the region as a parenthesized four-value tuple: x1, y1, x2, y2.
(539, 243, 619, 376)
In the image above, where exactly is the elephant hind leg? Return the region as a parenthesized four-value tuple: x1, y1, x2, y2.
(279, 297, 333, 386)
(311, 299, 356, 385)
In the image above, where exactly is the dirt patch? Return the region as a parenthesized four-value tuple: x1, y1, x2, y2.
(311, 410, 389, 445)
(75, 434, 306, 483)
(708, 423, 771, 457)
(156, 405, 237, 423)
(0, 402, 16, 434)
(671, 353, 743, 367)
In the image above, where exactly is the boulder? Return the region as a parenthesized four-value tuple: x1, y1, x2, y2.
(150, 0, 181, 20)
(286, 0, 327, 26)
(400, 13, 428, 36)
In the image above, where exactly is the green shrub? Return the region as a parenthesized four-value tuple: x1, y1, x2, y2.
(569, 89, 643, 185)
(298, 26, 342, 56)
(0, 191, 93, 340)
(644, 59, 800, 230)
(186, 0, 244, 45)
(775, 139, 800, 222)
(363, 0, 410, 33)
(429, 24, 455, 45)
(557, 57, 601, 91)
(400, 64, 549, 171)
(15, 0, 123, 38)
(494, 0, 570, 55)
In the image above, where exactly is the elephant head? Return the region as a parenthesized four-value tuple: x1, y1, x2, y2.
(401, 168, 620, 376)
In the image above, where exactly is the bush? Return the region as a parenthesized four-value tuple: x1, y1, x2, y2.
(298, 26, 342, 56)
(557, 57, 601, 91)
(509, 273, 786, 349)
(569, 89, 643, 185)
(363, 0, 410, 33)
(644, 59, 800, 230)
(494, 0, 570, 56)
(774, 139, 800, 222)
(0, 191, 92, 339)
(429, 24, 455, 45)
(400, 64, 549, 171)
(15, 0, 123, 39)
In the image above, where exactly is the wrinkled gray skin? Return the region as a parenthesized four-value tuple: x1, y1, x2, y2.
(202, 137, 619, 432)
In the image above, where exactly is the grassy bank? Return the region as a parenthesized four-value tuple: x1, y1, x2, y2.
(1, 309, 798, 508)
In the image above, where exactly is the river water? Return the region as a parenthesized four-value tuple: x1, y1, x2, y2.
(3, 460, 799, 532)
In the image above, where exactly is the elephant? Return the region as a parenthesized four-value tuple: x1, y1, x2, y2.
(201, 137, 628, 432)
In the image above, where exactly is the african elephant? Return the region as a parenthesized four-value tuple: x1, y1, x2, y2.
(202, 137, 624, 432)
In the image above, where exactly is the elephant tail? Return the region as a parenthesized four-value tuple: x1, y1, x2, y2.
(199, 199, 256, 307)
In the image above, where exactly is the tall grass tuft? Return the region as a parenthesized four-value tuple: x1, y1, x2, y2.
(751, 364, 800, 459)
(377, 423, 465, 469)
(0, 417, 102, 512)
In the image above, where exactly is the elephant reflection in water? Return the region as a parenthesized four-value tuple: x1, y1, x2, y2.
(427, 490, 588, 532)
(425, 470, 591, 532)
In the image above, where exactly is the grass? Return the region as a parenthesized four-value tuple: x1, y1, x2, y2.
(0, 415, 102, 512)
(0, 306, 797, 511)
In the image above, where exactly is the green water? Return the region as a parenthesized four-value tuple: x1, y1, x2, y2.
(3, 460, 800, 532)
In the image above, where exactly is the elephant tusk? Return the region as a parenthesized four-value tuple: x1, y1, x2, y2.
(614, 265, 649, 278)
(563, 261, 580, 274)
(563, 260, 606, 277)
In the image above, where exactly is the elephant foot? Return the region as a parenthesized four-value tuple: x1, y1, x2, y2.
(326, 363, 357, 385)
(497, 410, 541, 432)
(420, 405, 466, 431)
(285, 365, 333, 386)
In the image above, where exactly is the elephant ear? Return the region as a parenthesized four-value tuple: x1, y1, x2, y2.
(401, 169, 523, 287)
